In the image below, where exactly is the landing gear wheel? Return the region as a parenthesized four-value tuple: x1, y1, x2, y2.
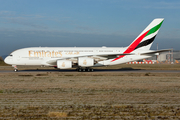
(85, 68, 93, 72)
(12, 65, 18, 72)
(77, 67, 94, 72)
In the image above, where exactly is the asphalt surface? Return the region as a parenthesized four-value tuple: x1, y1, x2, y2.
(1, 69, 180, 73)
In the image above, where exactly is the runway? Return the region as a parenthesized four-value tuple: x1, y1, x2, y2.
(1, 69, 180, 73)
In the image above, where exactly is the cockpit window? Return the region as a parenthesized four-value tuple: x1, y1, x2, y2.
(9, 54, 13, 57)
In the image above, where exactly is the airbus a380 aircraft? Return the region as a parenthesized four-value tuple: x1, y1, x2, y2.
(5, 18, 170, 72)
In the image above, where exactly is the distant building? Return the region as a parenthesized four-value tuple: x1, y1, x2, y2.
(146, 50, 180, 63)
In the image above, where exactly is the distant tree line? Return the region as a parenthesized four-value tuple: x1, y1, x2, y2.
(0, 56, 3, 61)
(0, 56, 8, 66)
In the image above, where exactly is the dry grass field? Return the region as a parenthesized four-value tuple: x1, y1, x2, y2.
(0, 67, 180, 119)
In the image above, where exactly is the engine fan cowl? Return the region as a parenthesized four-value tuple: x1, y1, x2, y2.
(78, 57, 94, 67)
(57, 60, 72, 69)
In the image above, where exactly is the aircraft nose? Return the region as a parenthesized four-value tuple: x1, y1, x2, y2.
(4, 57, 8, 64)
(4, 56, 11, 65)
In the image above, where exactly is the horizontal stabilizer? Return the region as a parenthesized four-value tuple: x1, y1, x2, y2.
(141, 49, 171, 55)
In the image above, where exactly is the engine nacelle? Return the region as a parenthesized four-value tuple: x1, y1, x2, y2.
(78, 57, 94, 67)
(57, 60, 72, 69)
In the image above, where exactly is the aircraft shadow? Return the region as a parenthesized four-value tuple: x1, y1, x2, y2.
(20, 67, 142, 72)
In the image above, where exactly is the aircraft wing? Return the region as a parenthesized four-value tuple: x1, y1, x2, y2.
(140, 49, 171, 55)
(43, 53, 135, 66)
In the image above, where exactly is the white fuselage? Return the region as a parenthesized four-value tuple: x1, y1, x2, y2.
(4, 47, 152, 68)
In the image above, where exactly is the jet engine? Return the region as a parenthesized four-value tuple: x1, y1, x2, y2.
(78, 57, 94, 67)
(57, 60, 72, 69)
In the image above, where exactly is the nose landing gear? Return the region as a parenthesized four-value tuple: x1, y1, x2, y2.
(12, 65, 18, 72)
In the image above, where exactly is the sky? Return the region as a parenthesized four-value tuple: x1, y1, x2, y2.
(0, 0, 180, 56)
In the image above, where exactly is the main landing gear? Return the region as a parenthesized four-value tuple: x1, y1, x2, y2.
(76, 67, 94, 72)
(12, 65, 18, 72)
